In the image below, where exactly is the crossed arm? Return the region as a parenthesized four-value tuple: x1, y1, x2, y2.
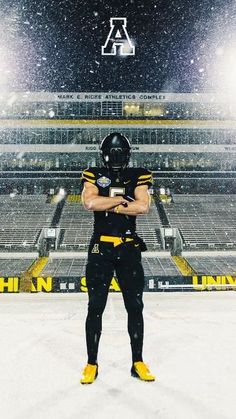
(81, 181, 151, 216)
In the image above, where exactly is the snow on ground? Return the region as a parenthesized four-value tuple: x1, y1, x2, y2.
(0, 292, 236, 419)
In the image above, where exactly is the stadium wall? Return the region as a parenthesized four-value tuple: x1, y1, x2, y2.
(0, 275, 236, 293)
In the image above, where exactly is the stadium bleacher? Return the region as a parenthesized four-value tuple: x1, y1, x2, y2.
(164, 195, 236, 250)
(40, 256, 181, 277)
(185, 255, 236, 275)
(1, 253, 236, 277)
(0, 195, 56, 251)
(41, 257, 87, 277)
(1, 192, 236, 252)
(0, 258, 35, 276)
(141, 256, 181, 276)
(59, 200, 94, 250)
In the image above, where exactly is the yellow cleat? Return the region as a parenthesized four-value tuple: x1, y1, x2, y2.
(131, 361, 156, 381)
(80, 364, 98, 384)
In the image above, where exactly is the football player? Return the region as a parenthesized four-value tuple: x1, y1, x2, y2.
(80, 132, 155, 384)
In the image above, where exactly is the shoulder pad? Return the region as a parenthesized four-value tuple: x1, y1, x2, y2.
(81, 167, 97, 185)
(136, 168, 153, 187)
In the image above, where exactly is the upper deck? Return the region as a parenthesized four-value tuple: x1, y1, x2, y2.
(0, 92, 236, 121)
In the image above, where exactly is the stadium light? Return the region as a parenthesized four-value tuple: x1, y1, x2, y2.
(0, 6, 22, 92)
(0, 46, 14, 89)
(215, 43, 236, 91)
(0, 6, 34, 94)
(209, 42, 236, 98)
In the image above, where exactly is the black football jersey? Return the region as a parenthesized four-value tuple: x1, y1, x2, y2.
(81, 167, 153, 236)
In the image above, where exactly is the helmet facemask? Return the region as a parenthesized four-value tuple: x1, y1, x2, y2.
(102, 147, 131, 171)
(100, 132, 131, 172)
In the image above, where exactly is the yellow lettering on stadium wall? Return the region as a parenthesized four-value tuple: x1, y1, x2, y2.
(80, 276, 88, 292)
(192, 275, 236, 291)
(31, 277, 52, 292)
(0, 277, 18, 292)
(80, 276, 121, 292)
(0, 277, 52, 292)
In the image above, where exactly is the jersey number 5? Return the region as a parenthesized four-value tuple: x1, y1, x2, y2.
(109, 187, 125, 197)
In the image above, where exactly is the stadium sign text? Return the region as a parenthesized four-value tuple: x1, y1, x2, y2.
(1, 276, 236, 293)
(57, 93, 166, 101)
(7, 91, 235, 103)
(192, 275, 236, 291)
(0, 277, 52, 292)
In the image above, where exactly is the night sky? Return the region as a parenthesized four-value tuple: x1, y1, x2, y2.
(0, 0, 235, 92)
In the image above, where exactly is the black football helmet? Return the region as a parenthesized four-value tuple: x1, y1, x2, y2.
(100, 132, 131, 171)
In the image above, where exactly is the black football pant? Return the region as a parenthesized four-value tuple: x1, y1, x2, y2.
(85, 238, 145, 365)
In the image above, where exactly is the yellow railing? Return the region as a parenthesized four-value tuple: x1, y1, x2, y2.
(19, 256, 49, 292)
(172, 256, 196, 276)
(66, 194, 81, 203)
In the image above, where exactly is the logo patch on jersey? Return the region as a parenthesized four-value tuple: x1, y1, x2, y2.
(97, 176, 111, 188)
(91, 243, 99, 254)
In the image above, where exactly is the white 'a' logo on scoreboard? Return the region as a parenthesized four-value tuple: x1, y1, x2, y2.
(101, 17, 135, 56)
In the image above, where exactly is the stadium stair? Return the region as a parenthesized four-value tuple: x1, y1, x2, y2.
(155, 198, 170, 228)
(57, 229, 66, 248)
(26, 256, 49, 277)
(19, 256, 49, 292)
(51, 198, 66, 227)
(172, 256, 196, 276)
